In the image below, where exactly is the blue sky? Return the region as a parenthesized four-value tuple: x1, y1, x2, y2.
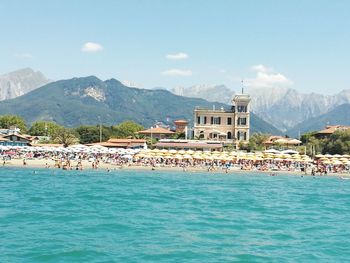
(0, 0, 349, 94)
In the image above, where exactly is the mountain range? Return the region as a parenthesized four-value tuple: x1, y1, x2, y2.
(171, 84, 350, 134)
(1, 68, 349, 136)
(0, 75, 281, 134)
(0, 68, 50, 101)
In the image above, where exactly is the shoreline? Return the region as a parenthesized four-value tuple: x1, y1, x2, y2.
(2, 158, 350, 178)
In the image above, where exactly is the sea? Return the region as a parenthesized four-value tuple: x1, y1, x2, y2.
(1, 167, 350, 262)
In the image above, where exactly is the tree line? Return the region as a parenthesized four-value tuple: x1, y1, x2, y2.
(301, 130, 350, 155)
(0, 115, 145, 146)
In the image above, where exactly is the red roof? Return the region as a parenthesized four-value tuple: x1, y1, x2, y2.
(317, 125, 350, 135)
(174, 120, 189, 124)
(88, 139, 145, 148)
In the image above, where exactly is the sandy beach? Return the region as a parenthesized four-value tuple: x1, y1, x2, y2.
(3, 157, 349, 177)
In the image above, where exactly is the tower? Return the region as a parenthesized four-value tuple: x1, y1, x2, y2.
(232, 93, 251, 141)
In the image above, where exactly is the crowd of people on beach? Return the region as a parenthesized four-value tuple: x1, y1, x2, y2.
(1, 145, 349, 176)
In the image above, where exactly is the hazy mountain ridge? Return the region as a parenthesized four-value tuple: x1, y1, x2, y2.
(171, 84, 233, 105)
(287, 103, 350, 137)
(0, 68, 50, 100)
(171, 84, 350, 133)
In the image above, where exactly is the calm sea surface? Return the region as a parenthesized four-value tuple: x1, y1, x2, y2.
(1, 168, 350, 262)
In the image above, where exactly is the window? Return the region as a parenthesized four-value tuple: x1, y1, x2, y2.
(237, 117, 247, 126)
(227, 117, 232, 125)
(227, 132, 232, 139)
(204, 116, 207, 124)
(197, 116, 200, 124)
(237, 105, 247, 112)
(212, 117, 221, 125)
(237, 131, 247, 141)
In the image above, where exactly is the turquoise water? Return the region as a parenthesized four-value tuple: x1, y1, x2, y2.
(1, 168, 350, 262)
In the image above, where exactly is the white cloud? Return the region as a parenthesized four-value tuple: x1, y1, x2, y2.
(250, 64, 272, 73)
(162, 69, 192, 77)
(166, 52, 188, 60)
(14, 53, 33, 59)
(81, 42, 104, 52)
(245, 64, 293, 88)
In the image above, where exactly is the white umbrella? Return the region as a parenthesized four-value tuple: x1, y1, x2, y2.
(264, 149, 281, 154)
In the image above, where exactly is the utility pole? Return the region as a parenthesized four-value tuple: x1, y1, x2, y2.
(98, 116, 102, 143)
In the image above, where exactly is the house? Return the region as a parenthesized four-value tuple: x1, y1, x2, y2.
(315, 125, 350, 139)
(1, 134, 31, 146)
(193, 93, 251, 142)
(173, 120, 189, 133)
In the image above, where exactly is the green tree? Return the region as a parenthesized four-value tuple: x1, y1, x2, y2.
(323, 130, 350, 154)
(300, 132, 318, 144)
(247, 133, 270, 152)
(75, 125, 111, 144)
(171, 132, 186, 139)
(29, 121, 64, 137)
(53, 128, 79, 147)
(0, 115, 27, 133)
(111, 121, 144, 138)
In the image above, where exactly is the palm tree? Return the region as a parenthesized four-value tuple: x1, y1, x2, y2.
(54, 128, 79, 147)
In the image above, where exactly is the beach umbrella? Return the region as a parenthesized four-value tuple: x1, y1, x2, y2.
(121, 154, 133, 159)
(315, 154, 324, 158)
(186, 150, 195, 155)
(183, 154, 193, 159)
(193, 155, 203, 160)
(332, 160, 343, 165)
(160, 149, 168, 153)
(342, 154, 350, 158)
(169, 149, 177, 154)
(287, 139, 302, 145)
(174, 154, 183, 160)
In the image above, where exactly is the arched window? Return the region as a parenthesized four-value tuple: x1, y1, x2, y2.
(227, 132, 232, 139)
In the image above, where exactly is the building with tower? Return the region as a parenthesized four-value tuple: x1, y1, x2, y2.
(193, 93, 251, 143)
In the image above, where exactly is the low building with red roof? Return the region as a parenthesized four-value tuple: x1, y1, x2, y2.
(315, 125, 350, 139)
(138, 126, 175, 139)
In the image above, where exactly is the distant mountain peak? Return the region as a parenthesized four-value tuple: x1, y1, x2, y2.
(0, 68, 50, 101)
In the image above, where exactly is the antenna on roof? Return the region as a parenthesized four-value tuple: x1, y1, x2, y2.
(241, 80, 244, 94)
